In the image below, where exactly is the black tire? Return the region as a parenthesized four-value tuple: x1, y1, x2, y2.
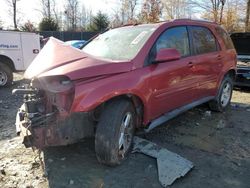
(0, 63, 13, 87)
(95, 99, 136, 166)
(209, 75, 233, 112)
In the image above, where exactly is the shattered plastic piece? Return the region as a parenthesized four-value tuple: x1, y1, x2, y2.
(69, 179, 74, 185)
(204, 111, 211, 117)
(216, 119, 226, 130)
(133, 136, 193, 187)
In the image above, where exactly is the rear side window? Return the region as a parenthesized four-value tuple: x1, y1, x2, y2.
(155, 26, 190, 57)
(190, 26, 218, 55)
(216, 27, 234, 49)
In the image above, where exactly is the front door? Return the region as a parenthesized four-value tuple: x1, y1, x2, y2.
(147, 26, 198, 120)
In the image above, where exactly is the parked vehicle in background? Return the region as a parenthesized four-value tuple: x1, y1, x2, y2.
(14, 19, 236, 166)
(65, 40, 86, 49)
(231, 33, 250, 87)
(0, 31, 40, 87)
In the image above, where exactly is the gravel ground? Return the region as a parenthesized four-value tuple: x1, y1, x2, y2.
(0, 74, 250, 188)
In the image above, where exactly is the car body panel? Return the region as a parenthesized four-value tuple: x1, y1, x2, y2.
(147, 56, 199, 120)
(15, 20, 237, 148)
(25, 37, 133, 80)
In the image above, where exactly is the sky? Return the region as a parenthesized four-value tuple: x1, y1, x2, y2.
(0, 0, 120, 29)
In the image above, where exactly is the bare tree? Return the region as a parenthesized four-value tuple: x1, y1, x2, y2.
(139, 0, 163, 23)
(40, 0, 60, 21)
(189, 0, 225, 23)
(110, 9, 123, 28)
(109, 0, 138, 28)
(119, 0, 138, 24)
(5, 0, 21, 29)
(219, 0, 226, 24)
(196, 0, 245, 32)
(127, 0, 138, 21)
(246, 0, 250, 31)
(64, 0, 80, 31)
(40, 0, 52, 19)
(162, 0, 191, 19)
(222, 0, 244, 32)
(78, 5, 93, 30)
(0, 18, 3, 29)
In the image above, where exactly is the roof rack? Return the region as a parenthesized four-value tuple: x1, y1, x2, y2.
(173, 18, 217, 24)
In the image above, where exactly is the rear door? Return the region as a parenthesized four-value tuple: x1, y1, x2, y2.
(148, 26, 199, 120)
(188, 26, 222, 98)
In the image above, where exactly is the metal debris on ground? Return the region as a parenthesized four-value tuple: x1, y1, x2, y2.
(133, 136, 193, 187)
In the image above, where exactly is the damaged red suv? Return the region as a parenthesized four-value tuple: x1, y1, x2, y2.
(14, 19, 236, 165)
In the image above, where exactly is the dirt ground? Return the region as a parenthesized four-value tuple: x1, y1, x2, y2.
(0, 74, 250, 188)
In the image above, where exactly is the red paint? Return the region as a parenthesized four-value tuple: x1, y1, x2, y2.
(25, 20, 236, 126)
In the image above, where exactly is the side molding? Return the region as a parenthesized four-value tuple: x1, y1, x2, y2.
(145, 96, 214, 132)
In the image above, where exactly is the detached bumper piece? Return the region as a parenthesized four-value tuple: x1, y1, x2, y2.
(235, 66, 250, 87)
(133, 137, 193, 187)
(16, 104, 94, 149)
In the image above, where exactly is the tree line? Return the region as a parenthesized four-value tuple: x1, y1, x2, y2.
(1, 0, 250, 33)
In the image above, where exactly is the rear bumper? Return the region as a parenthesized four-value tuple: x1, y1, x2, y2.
(16, 104, 95, 149)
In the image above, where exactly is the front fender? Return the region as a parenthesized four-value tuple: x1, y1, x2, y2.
(71, 69, 152, 123)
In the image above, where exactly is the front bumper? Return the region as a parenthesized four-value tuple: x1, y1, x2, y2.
(235, 66, 250, 87)
(16, 104, 95, 149)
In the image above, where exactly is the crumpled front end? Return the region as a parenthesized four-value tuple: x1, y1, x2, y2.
(14, 76, 94, 149)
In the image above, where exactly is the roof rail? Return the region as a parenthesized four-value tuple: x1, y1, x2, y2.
(111, 22, 141, 29)
(173, 18, 217, 24)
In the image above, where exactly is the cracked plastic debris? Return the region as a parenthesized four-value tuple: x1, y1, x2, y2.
(133, 136, 193, 187)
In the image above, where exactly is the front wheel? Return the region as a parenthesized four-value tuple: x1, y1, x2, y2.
(95, 99, 136, 166)
(209, 75, 233, 112)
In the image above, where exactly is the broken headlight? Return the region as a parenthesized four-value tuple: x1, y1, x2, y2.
(33, 76, 75, 113)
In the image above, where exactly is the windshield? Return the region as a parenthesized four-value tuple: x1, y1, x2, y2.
(82, 26, 156, 61)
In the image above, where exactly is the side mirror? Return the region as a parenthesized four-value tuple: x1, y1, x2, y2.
(154, 48, 181, 63)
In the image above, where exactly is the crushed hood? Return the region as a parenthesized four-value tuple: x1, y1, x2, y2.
(25, 37, 132, 80)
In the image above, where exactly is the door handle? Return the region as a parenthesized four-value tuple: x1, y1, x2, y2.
(33, 49, 39, 54)
(188, 62, 193, 68)
(217, 55, 222, 60)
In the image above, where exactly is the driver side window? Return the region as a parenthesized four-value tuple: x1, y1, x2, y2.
(156, 26, 190, 57)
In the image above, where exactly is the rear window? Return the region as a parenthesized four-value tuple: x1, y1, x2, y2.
(191, 26, 218, 55)
(216, 27, 234, 49)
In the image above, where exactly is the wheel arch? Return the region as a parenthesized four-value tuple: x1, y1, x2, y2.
(88, 93, 146, 128)
(0, 55, 15, 71)
(214, 68, 236, 97)
(226, 69, 236, 80)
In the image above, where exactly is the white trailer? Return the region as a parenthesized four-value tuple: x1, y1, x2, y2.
(0, 31, 40, 87)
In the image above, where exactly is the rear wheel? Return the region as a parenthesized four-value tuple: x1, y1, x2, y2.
(95, 99, 136, 166)
(209, 75, 233, 112)
(0, 63, 13, 87)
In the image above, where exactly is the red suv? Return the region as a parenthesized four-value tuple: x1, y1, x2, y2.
(15, 19, 236, 165)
